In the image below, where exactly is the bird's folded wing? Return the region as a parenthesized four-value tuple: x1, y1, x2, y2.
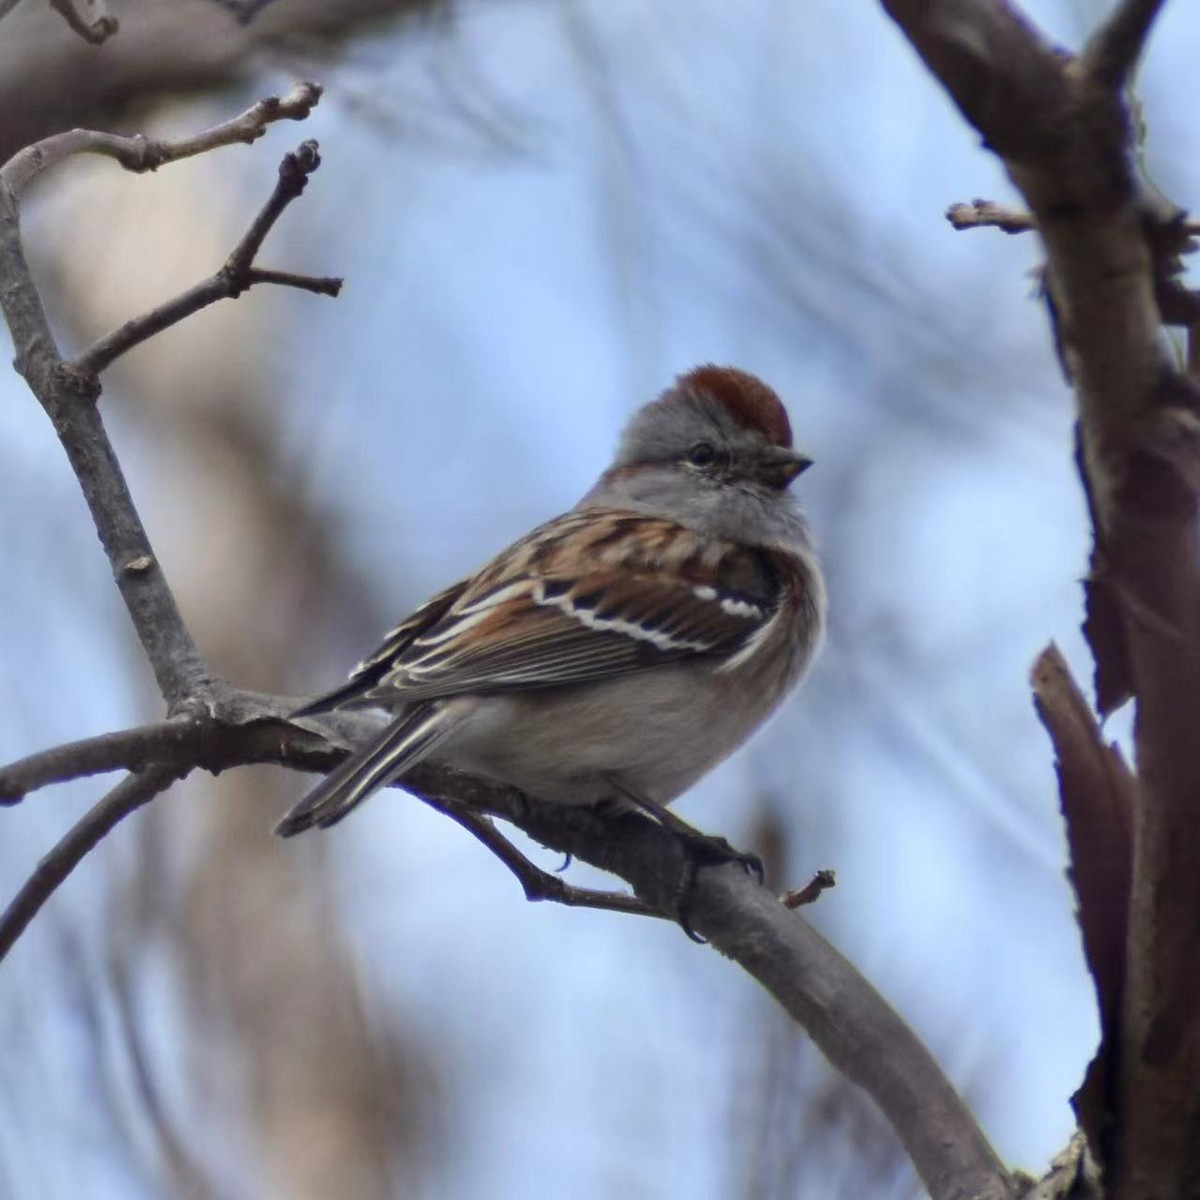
(350, 510, 782, 704)
(291, 578, 469, 715)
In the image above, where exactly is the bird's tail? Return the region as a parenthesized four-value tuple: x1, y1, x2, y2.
(275, 700, 468, 837)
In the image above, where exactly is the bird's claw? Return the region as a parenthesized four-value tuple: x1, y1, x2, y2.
(673, 830, 765, 942)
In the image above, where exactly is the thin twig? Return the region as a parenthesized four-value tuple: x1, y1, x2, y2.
(244, 267, 341, 295)
(946, 200, 1035, 234)
(47, 0, 117, 44)
(781, 869, 837, 909)
(0, 81, 322, 197)
(0, 765, 184, 964)
(71, 141, 342, 376)
(425, 794, 663, 919)
(1081, 0, 1165, 88)
(227, 140, 321, 273)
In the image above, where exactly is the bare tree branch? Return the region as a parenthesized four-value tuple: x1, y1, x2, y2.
(882, 1, 1200, 1195)
(0, 689, 1016, 1200)
(0, 1, 441, 174)
(467, 784, 1016, 1200)
(0, 764, 184, 963)
(71, 140, 342, 376)
(0, 85, 328, 707)
(1, 81, 322, 197)
(947, 197, 1200, 242)
(0, 720, 216, 802)
(781, 869, 837, 909)
(0, 701, 398, 805)
(0, 179, 207, 704)
(1081, 0, 1165, 89)
(47, 0, 116, 44)
(946, 200, 1035, 234)
(1022, 1133, 1102, 1200)
(241, 266, 342, 295)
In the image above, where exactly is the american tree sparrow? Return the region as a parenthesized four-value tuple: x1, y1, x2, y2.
(278, 366, 825, 918)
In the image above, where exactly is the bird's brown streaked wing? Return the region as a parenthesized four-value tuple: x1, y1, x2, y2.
(354, 512, 783, 703)
(291, 577, 470, 716)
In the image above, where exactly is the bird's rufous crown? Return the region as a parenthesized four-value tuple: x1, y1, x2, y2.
(679, 365, 793, 448)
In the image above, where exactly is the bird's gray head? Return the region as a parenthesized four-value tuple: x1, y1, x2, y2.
(586, 365, 814, 547)
(614, 365, 811, 490)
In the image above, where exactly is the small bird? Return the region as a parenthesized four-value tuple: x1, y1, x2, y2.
(277, 366, 825, 912)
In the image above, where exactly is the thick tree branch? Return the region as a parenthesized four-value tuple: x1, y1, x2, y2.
(1081, 0, 1164, 89)
(70, 140, 342, 376)
(448, 779, 1015, 1200)
(0, 697, 352, 801)
(0, 764, 184, 963)
(0, 692, 1014, 1200)
(882, 1, 1200, 1195)
(0, 720, 216, 802)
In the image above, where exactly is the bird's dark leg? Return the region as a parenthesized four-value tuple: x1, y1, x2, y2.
(504, 787, 572, 871)
(602, 776, 764, 942)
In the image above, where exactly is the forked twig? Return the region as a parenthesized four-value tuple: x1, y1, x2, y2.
(72, 140, 342, 376)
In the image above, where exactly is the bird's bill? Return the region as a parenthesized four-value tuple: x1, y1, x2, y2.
(755, 446, 813, 489)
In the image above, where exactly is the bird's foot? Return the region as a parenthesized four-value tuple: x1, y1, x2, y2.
(597, 774, 764, 942)
(673, 829, 764, 942)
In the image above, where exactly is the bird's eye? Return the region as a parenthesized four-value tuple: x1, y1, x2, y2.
(687, 441, 717, 467)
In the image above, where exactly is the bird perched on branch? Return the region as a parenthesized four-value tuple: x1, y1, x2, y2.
(277, 365, 825, 928)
